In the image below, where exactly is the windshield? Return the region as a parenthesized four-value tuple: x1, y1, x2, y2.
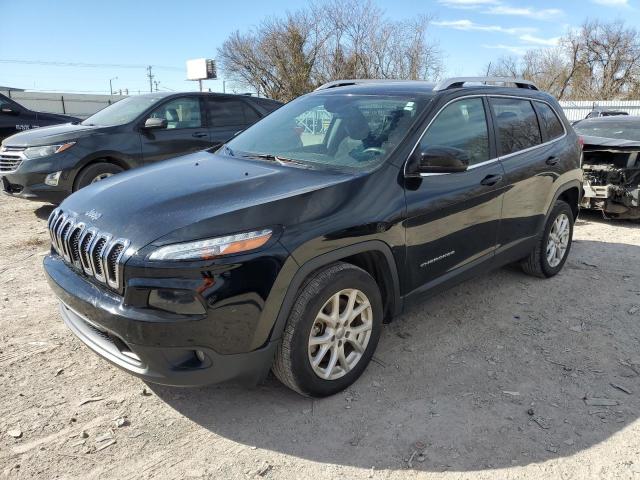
(225, 93, 429, 171)
(574, 120, 640, 142)
(81, 95, 166, 127)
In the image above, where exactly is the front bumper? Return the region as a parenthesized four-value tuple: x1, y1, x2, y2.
(44, 255, 278, 387)
(1, 150, 76, 203)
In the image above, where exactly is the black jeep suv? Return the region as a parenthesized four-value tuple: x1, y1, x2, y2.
(1, 92, 281, 203)
(43, 77, 582, 397)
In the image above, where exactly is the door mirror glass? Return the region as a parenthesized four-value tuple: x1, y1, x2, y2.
(0, 103, 18, 115)
(417, 145, 469, 173)
(143, 117, 168, 129)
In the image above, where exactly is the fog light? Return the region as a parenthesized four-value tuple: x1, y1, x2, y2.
(195, 350, 206, 362)
(45, 171, 62, 186)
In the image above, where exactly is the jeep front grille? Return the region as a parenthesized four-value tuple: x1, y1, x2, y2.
(48, 209, 131, 292)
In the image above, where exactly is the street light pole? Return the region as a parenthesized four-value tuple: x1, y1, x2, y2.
(109, 77, 118, 95)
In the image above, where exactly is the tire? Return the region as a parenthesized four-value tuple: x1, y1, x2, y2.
(272, 262, 383, 397)
(521, 200, 574, 278)
(74, 162, 124, 191)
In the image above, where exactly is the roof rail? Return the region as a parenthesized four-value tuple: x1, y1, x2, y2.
(433, 77, 539, 91)
(314, 79, 394, 91)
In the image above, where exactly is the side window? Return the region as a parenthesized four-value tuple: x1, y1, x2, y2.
(148, 97, 202, 129)
(208, 99, 259, 126)
(490, 97, 542, 155)
(535, 101, 564, 140)
(420, 97, 490, 165)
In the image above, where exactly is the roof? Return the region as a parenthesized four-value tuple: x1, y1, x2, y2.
(313, 80, 438, 96)
(312, 77, 545, 98)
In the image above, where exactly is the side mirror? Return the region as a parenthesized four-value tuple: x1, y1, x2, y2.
(415, 145, 469, 174)
(0, 103, 18, 115)
(143, 117, 168, 129)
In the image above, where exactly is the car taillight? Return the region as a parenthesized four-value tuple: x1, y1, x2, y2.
(578, 136, 584, 150)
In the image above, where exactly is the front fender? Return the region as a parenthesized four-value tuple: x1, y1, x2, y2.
(256, 239, 402, 349)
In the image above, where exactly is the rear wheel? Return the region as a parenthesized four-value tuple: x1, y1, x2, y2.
(74, 162, 124, 191)
(272, 262, 383, 397)
(521, 200, 574, 278)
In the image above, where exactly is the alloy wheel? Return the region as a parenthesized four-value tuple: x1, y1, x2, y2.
(308, 288, 373, 380)
(546, 213, 570, 267)
(91, 173, 113, 183)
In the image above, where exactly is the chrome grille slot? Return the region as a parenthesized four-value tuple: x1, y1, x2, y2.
(53, 214, 68, 254)
(47, 208, 130, 293)
(59, 219, 73, 261)
(105, 242, 126, 288)
(91, 236, 109, 281)
(79, 229, 96, 274)
(68, 224, 85, 267)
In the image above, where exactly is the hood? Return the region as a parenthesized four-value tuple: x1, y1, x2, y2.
(2, 122, 107, 147)
(57, 151, 353, 250)
(581, 135, 640, 149)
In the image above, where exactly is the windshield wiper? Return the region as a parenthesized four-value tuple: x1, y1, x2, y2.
(242, 152, 313, 169)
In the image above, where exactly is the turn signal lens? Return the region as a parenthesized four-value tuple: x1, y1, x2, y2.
(149, 229, 272, 261)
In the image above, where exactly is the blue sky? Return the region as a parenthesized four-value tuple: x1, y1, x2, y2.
(1, 0, 636, 94)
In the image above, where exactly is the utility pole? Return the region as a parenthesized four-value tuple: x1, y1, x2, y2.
(153, 80, 160, 92)
(146, 65, 154, 93)
(109, 76, 118, 95)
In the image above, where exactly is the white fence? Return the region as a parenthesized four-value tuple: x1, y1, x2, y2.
(559, 100, 640, 121)
(0, 90, 126, 119)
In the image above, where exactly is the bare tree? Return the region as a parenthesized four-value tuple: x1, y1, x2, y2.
(485, 20, 640, 100)
(218, 0, 440, 101)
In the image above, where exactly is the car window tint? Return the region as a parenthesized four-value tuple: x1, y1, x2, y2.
(420, 97, 490, 165)
(535, 101, 564, 140)
(491, 97, 542, 155)
(149, 97, 202, 129)
(208, 99, 258, 126)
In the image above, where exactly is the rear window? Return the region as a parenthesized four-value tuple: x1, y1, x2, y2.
(535, 101, 564, 140)
(490, 97, 542, 155)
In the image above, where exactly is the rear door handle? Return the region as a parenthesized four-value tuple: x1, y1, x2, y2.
(192, 132, 208, 138)
(480, 174, 503, 186)
(546, 156, 559, 166)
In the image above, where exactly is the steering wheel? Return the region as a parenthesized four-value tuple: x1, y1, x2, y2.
(361, 147, 385, 156)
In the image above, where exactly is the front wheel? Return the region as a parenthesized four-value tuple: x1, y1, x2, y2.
(272, 262, 383, 397)
(74, 162, 124, 191)
(521, 200, 574, 278)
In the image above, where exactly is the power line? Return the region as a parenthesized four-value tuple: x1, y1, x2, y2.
(0, 59, 183, 71)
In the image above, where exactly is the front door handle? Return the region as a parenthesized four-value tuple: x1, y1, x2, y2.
(480, 174, 503, 186)
(546, 156, 559, 166)
(192, 132, 208, 138)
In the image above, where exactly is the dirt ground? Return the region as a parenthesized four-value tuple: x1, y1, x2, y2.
(1, 194, 640, 480)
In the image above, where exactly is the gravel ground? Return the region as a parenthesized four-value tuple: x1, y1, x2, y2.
(1, 194, 639, 480)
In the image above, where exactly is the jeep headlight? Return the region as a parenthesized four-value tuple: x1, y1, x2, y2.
(149, 229, 273, 261)
(23, 142, 75, 160)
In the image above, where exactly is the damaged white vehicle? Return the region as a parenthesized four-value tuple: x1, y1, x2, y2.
(574, 117, 640, 220)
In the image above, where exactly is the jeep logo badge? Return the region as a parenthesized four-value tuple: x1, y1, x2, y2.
(84, 209, 102, 221)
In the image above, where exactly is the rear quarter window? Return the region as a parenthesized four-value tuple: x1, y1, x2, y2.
(490, 97, 542, 155)
(535, 101, 565, 141)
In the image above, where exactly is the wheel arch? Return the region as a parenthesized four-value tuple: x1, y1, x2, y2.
(72, 153, 133, 190)
(268, 240, 402, 344)
(540, 180, 582, 230)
